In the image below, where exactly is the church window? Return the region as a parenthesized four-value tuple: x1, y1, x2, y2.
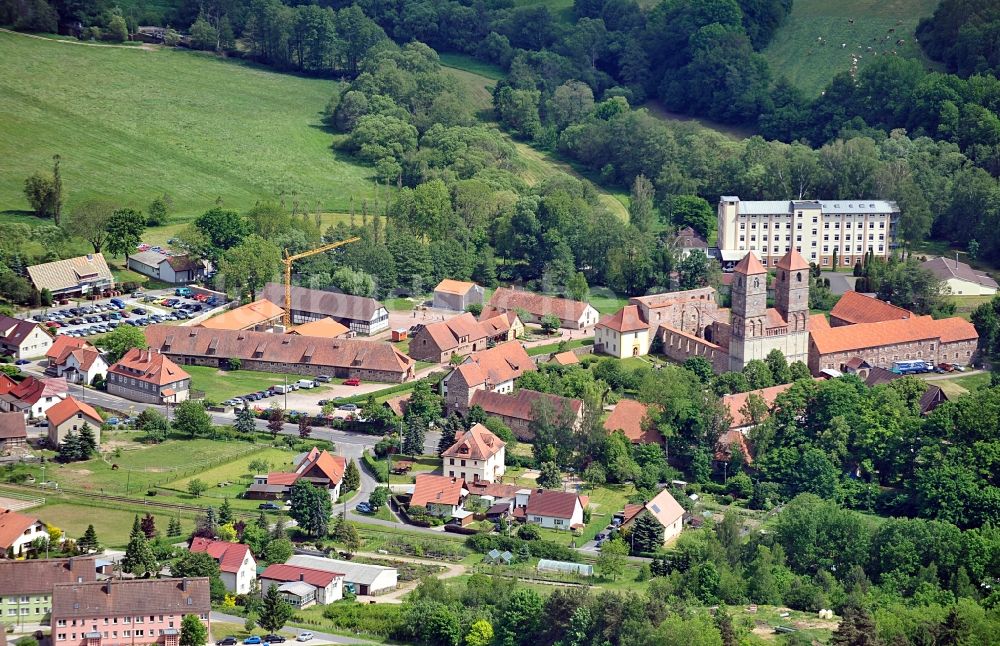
(796, 272, 802, 282)
(753, 277, 760, 289)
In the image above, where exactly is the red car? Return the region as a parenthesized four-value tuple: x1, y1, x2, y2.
(344, 378, 361, 386)
(45, 321, 61, 328)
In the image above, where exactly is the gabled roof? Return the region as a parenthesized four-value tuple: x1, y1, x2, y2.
(644, 489, 684, 528)
(51, 578, 210, 618)
(145, 325, 412, 376)
(441, 423, 504, 461)
(0, 412, 25, 440)
(289, 317, 349, 339)
(295, 449, 346, 485)
(383, 393, 410, 417)
(417, 313, 488, 353)
(0, 557, 97, 596)
(266, 472, 300, 486)
(261, 283, 386, 322)
(46, 336, 90, 361)
(199, 299, 284, 331)
(411, 474, 466, 508)
(109, 348, 189, 386)
(922, 257, 999, 289)
(478, 312, 515, 337)
(0, 316, 47, 347)
(27, 253, 113, 293)
(286, 555, 395, 586)
(775, 250, 810, 271)
(550, 351, 579, 366)
(488, 287, 593, 322)
(733, 252, 766, 275)
(434, 279, 479, 296)
(597, 305, 647, 333)
(10, 376, 67, 404)
(0, 374, 16, 396)
(603, 399, 663, 444)
(470, 389, 583, 424)
(722, 383, 796, 429)
(189, 538, 253, 574)
(525, 489, 580, 520)
(0, 508, 42, 549)
(810, 316, 978, 355)
(715, 430, 754, 465)
(455, 343, 535, 387)
(44, 396, 102, 427)
(830, 291, 912, 325)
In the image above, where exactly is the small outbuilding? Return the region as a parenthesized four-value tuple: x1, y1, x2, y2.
(433, 280, 485, 312)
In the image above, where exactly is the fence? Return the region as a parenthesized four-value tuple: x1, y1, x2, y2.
(0, 485, 45, 510)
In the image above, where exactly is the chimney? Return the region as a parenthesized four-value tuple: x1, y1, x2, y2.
(104, 581, 112, 594)
(181, 579, 189, 592)
(299, 574, 305, 582)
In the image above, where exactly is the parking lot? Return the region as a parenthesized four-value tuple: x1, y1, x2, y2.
(28, 289, 227, 339)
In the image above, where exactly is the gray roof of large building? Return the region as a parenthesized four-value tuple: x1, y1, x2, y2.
(261, 283, 386, 323)
(286, 555, 396, 586)
(727, 199, 899, 215)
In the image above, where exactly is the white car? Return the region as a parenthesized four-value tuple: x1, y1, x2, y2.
(295, 633, 312, 642)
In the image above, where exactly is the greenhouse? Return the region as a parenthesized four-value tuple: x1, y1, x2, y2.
(537, 559, 593, 576)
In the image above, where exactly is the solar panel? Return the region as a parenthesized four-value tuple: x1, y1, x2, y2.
(651, 504, 661, 513)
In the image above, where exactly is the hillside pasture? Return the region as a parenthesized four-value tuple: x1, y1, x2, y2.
(764, 0, 940, 96)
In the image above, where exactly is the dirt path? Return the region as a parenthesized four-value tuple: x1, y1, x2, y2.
(0, 28, 159, 50)
(353, 550, 467, 604)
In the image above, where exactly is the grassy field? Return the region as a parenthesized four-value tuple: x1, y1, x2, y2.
(0, 31, 378, 219)
(182, 365, 333, 402)
(160, 447, 297, 509)
(764, 0, 940, 96)
(36, 500, 197, 547)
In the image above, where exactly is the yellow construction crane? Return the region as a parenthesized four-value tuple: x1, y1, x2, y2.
(282, 237, 361, 326)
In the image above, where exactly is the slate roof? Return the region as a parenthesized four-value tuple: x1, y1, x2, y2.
(51, 578, 210, 618)
(145, 325, 412, 376)
(830, 291, 912, 325)
(525, 489, 580, 520)
(27, 254, 113, 294)
(411, 474, 466, 508)
(189, 538, 253, 574)
(199, 299, 284, 330)
(0, 412, 26, 440)
(261, 283, 385, 323)
(922, 257, 998, 289)
(0, 557, 97, 595)
(0, 508, 43, 550)
(441, 423, 504, 461)
(598, 305, 647, 333)
(602, 399, 663, 444)
(810, 316, 978, 355)
(109, 348, 189, 387)
(489, 287, 592, 322)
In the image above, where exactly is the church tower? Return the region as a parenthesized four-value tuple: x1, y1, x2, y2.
(728, 252, 767, 371)
(773, 250, 811, 365)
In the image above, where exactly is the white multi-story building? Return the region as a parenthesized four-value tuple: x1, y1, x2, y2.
(717, 197, 900, 269)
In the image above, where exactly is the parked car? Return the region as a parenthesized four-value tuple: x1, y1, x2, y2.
(315, 375, 332, 383)
(107, 417, 120, 425)
(258, 502, 280, 510)
(355, 502, 373, 513)
(244, 637, 262, 645)
(954, 365, 966, 372)
(175, 287, 193, 297)
(264, 636, 285, 644)
(46, 321, 61, 328)
(296, 633, 313, 642)
(344, 378, 361, 386)
(297, 379, 316, 389)
(337, 403, 358, 411)
(216, 638, 238, 646)
(14, 359, 30, 365)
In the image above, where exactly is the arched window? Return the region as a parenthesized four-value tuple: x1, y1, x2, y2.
(796, 271, 803, 282)
(753, 277, 760, 289)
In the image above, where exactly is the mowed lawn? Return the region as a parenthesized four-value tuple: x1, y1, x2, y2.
(161, 447, 297, 510)
(183, 365, 331, 402)
(37, 501, 197, 547)
(764, 0, 940, 96)
(0, 32, 378, 219)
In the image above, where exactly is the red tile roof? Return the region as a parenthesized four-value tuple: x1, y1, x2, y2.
(261, 563, 342, 587)
(441, 423, 504, 461)
(489, 287, 592, 322)
(199, 299, 284, 331)
(603, 399, 663, 444)
(411, 474, 466, 508)
(470, 389, 583, 426)
(457, 343, 535, 387)
(267, 472, 299, 486)
(550, 351, 579, 366)
(598, 305, 647, 333)
(109, 348, 189, 386)
(434, 279, 478, 295)
(0, 316, 48, 347)
(45, 396, 102, 428)
(9, 376, 67, 405)
(525, 489, 580, 520)
(478, 312, 514, 337)
(0, 508, 42, 550)
(775, 250, 810, 271)
(51, 578, 210, 618)
(46, 336, 90, 361)
(733, 252, 766, 275)
(295, 449, 346, 486)
(0, 412, 26, 440)
(722, 383, 795, 429)
(189, 538, 253, 574)
(715, 430, 753, 464)
(416, 312, 488, 353)
(830, 291, 912, 325)
(0, 374, 16, 396)
(810, 316, 978, 355)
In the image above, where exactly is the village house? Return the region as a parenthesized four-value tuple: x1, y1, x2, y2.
(260, 283, 389, 335)
(478, 310, 524, 343)
(441, 423, 506, 484)
(27, 254, 115, 299)
(410, 474, 467, 517)
(50, 578, 210, 646)
(246, 448, 346, 501)
(620, 488, 685, 546)
(922, 257, 998, 296)
(107, 349, 190, 404)
(408, 312, 490, 363)
(595, 305, 650, 359)
(45, 337, 107, 385)
(0, 413, 27, 452)
(259, 564, 344, 608)
(0, 316, 53, 360)
(126, 251, 205, 285)
(487, 287, 599, 330)
(143, 325, 414, 383)
(0, 508, 48, 558)
(286, 555, 398, 596)
(442, 342, 535, 413)
(549, 351, 579, 366)
(189, 538, 256, 595)
(524, 489, 585, 530)
(828, 291, 913, 327)
(46, 397, 103, 448)
(197, 299, 284, 332)
(432, 280, 485, 311)
(0, 376, 67, 419)
(0, 557, 97, 628)
(673, 226, 709, 257)
(602, 399, 664, 445)
(468, 389, 584, 441)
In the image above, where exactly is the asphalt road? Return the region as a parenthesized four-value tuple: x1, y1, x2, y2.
(209, 612, 373, 645)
